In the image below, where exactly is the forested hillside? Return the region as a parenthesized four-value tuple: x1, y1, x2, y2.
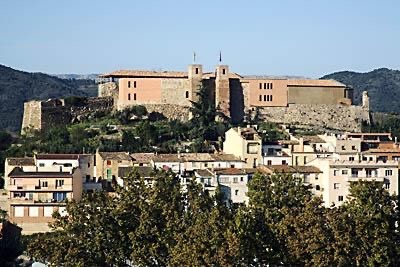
(322, 68, 400, 113)
(0, 64, 97, 132)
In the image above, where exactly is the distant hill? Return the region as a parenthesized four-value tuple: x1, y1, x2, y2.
(0, 64, 97, 132)
(53, 74, 99, 80)
(322, 68, 400, 113)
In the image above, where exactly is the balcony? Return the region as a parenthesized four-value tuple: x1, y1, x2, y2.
(346, 176, 385, 182)
(8, 185, 73, 191)
(9, 198, 67, 205)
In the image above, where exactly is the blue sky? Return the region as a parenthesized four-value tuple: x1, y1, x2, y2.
(0, 0, 399, 78)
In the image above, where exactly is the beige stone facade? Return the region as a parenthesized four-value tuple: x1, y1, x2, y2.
(223, 127, 262, 168)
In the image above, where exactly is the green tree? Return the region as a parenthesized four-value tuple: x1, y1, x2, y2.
(129, 170, 183, 266)
(335, 180, 400, 266)
(170, 181, 239, 266)
(245, 172, 313, 265)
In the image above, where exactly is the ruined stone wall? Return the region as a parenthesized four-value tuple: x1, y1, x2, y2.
(21, 97, 115, 132)
(161, 79, 190, 106)
(142, 104, 190, 121)
(69, 97, 114, 122)
(98, 82, 118, 98)
(256, 104, 370, 132)
(21, 101, 42, 133)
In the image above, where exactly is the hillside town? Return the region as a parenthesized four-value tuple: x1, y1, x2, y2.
(3, 125, 399, 234)
(1, 57, 399, 265)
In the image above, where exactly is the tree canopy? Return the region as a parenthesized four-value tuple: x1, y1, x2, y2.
(25, 171, 400, 266)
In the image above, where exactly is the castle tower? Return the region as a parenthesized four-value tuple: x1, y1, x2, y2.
(215, 65, 230, 119)
(188, 64, 203, 103)
(362, 91, 369, 110)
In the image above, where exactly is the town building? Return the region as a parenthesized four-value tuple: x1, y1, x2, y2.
(7, 167, 83, 234)
(223, 127, 262, 168)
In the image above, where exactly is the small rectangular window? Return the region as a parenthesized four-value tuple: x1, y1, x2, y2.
(233, 177, 238, 183)
(264, 83, 267, 89)
(338, 196, 344, 202)
(334, 183, 340, 189)
(128, 93, 131, 100)
(195, 68, 199, 74)
(134, 93, 137, 100)
(235, 190, 239, 196)
(342, 170, 348, 175)
(270, 83, 273, 89)
(240, 177, 244, 182)
(259, 95, 262, 101)
(128, 81, 131, 88)
(267, 83, 270, 89)
(267, 95, 270, 101)
(385, 170, 393, 176)
(264, 95, 266, 101)
(349, 157, 354, 161)
(259, 83, 262, 89)
(134, 81, 137, 88)
(222, 69, 226, 75)
(352, 145, 356, 150)
(270, 95, 273, 101)
(185, 91, 189, 99)
(39, 163, 45, 167)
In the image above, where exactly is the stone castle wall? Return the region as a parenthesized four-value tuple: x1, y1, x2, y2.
(256, 104, 370, 132)
(160, 79, 190, 106)
(98, 82, 118, 98)
(21, 97, 114, 133)
(21, 101, 42, 133)
(142, 104, 190, 121)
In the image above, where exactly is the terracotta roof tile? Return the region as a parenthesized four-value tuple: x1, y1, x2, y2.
(100, 70, 188, 78)
(6, 157, 34, 166)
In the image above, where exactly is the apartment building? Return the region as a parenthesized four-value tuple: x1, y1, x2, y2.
(7, 167, 82, 234)
(311, 158, 399, 207)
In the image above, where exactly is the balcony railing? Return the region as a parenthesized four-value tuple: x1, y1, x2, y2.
(8, 185, 73, 191)
(9, 198, 67, 204)
(346, 176, 384, 182)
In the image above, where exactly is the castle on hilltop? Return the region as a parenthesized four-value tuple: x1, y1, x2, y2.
(21, 63, 370, 133)
(98, 63, 355, 123)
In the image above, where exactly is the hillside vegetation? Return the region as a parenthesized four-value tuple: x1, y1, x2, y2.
(0, 64, 97, 132)
(322, 68, 400, 113)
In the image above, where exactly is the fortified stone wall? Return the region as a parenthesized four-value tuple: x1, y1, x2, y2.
(69, 97, 114, 122)
(142, 104, 190, 121)
(21, 97, 114, 133)
(256, 104, 370, 132)
(21, 101, 42, 133)
(160, 79, 190, 106)
(98, 82, 118, 98)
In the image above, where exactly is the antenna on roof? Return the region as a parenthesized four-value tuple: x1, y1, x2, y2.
(193, 51, 196, 63)
(219, 50, 222, 63)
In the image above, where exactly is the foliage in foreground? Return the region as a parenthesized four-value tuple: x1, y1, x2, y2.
(26, 170, 400, 266)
